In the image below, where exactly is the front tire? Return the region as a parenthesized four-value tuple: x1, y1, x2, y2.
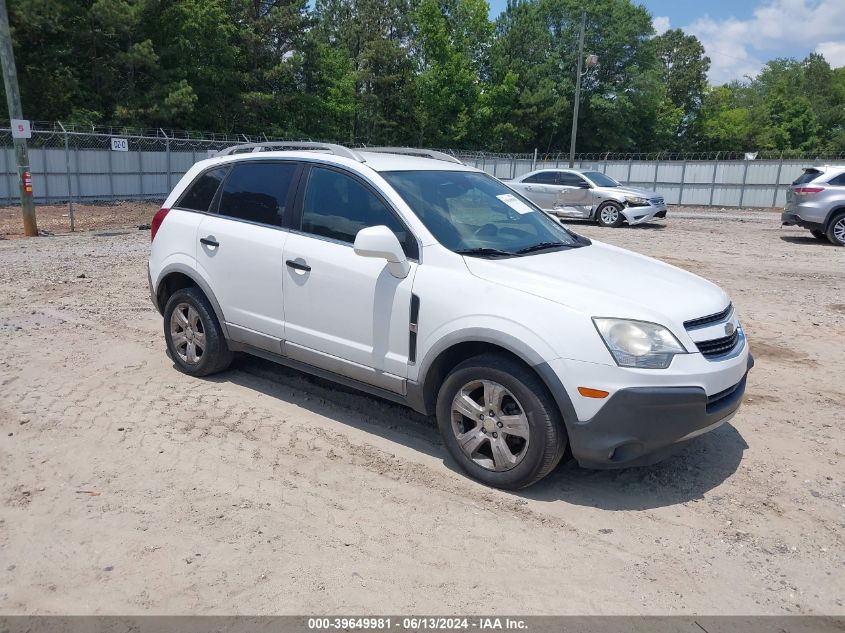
(826, 213, 845, 246)
(435, 354, 568, 489)
(596, 201, 625, 228)
(164, 287, 233, 377)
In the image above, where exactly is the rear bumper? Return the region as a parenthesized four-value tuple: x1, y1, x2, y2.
(781, 211, 824, 231)
(568, 354, 753, 468)
(148, 267, 162, 314)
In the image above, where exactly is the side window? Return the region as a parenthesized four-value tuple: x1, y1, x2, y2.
(301, 167, 417, 258)
(523, 171, 557, 184)
(558, 172, 588, 187)
(218, 162, 298, 227)
(827, 173, 845, 186)
(177, 167, 227, 212)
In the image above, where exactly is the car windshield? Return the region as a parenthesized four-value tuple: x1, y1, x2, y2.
(582, 171, 620, 187)
(381, 170, 586, 256)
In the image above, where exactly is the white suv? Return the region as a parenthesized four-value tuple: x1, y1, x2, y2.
(148, 143, 753, 489)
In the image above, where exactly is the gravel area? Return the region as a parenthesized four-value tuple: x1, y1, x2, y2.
(0, 207, 843, 615)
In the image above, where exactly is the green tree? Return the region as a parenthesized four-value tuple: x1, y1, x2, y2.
(650, 28, 709, 145)
(315, 0, 419, 144)
(411, 0, 493, 146)
(490, 0, 660, 153)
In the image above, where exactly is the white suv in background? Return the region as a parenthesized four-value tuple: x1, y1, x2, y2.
(148, 143, 753, 489)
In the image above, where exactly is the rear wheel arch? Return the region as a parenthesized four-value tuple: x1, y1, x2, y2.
(825, 206, 845, 229)
(155, 267, 228, 337)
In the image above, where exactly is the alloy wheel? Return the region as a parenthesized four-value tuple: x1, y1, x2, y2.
(450, 379, 530, 472)
(834, 217, 845, 244)
(600, 206, 620, 225)
(170, 302, 206, 365)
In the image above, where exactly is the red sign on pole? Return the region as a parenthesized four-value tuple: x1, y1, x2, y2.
(22, 171, 32, 194)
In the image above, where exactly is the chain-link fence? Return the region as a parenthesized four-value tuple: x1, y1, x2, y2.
(4, 121, 845, 212)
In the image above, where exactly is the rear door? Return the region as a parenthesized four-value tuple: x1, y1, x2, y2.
(514, 171, 560, 209)
(196, 161, 301, 349)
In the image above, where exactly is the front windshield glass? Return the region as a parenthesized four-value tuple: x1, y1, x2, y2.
(381, 171, 585, 256)
(582, 171, 620, 187)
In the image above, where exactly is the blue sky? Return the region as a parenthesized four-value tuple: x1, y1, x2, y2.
(486, 0, 845, 84)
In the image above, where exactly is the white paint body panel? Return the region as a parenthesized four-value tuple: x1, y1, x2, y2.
(150, 150, 749, 425)
(282, 233, 416, 379)
(195, 215, 287, 340)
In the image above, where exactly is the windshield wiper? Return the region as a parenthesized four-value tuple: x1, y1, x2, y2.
(515, 241, 572, 254)
(454, 247, 514, 258)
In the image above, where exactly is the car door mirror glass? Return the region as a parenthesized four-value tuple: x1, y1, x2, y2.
(353, 225, 410, 278)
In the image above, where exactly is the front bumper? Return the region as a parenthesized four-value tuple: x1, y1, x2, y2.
(622, 204, 668, 225)
(561, 353, 753, 469)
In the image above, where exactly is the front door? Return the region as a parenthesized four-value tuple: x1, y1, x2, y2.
(556, 172, 593, 218)
(282, 166, 418, 393)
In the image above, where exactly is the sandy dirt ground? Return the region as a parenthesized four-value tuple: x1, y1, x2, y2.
(0, 206, 843, 615)
(0, 202, 155, 238)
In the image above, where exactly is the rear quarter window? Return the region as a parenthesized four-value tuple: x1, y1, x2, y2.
(176, 167, 228, 212)
(827, 173, 845, 186)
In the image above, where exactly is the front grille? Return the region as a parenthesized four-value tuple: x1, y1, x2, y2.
(684, 303, 733, 330)
(696, 330, 740, 358)
(650, 197, 665, 206)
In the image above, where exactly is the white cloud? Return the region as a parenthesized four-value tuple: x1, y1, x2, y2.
(816, 41, 845, 68)
(653, 16, 671, 35)
(684, 0, 845, 84)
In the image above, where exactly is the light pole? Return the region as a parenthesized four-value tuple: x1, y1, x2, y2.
(568, 11, 598, 168)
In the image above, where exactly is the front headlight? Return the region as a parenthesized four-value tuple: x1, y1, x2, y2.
(593, 318, 687, 369)
(624, 195, 649, 207)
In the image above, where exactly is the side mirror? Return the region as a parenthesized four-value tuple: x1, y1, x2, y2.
(578, 182, 592, 189)
(353, 225, 410, 279)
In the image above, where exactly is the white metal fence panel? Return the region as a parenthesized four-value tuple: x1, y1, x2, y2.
(3, 124, 841, 208)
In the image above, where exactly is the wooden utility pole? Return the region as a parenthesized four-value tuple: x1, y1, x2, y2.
(0, 0, 37, 236)
(568, 11, 587, 168)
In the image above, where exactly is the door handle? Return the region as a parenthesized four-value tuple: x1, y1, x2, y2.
(200, 237, 219, 247)
(286, 259, 311, 272)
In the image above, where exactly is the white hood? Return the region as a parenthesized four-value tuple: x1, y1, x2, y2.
(463, 241, 729, 332)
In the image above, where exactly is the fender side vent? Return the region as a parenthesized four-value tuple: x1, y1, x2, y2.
(408, 294, 420, 364)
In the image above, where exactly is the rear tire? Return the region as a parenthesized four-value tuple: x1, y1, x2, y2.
(826, 213, 845, 246)
(810, 229, 828, 242)
(596, 201, 625, 228)
(164, 287, 233, 377)
(435, 354, 568, 489)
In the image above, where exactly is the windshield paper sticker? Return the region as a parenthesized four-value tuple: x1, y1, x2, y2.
(496, 193, 534, 214)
